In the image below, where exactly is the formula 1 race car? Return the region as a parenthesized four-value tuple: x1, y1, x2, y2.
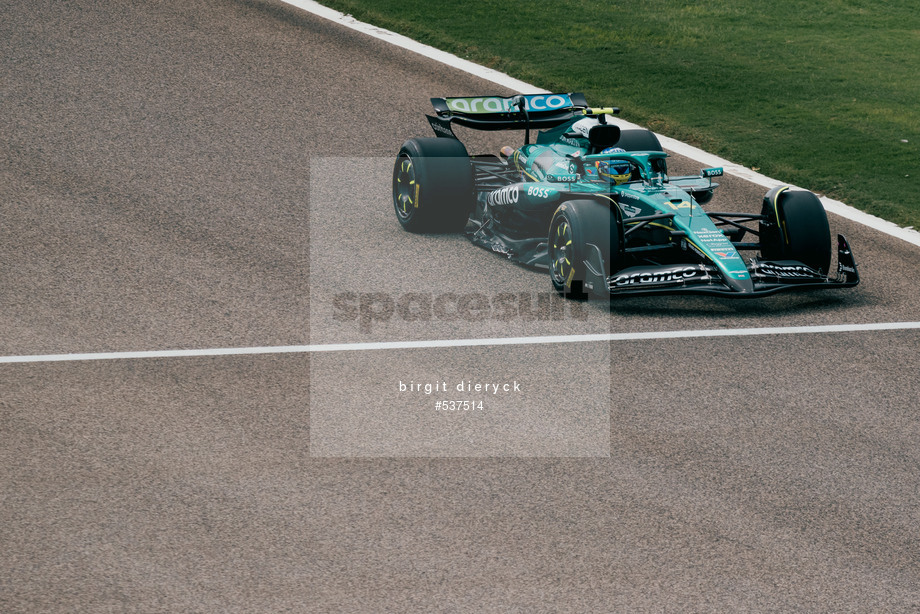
(392, 92, 859, 299)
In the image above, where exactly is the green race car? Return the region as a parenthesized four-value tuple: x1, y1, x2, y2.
(392, 93, 859, 299)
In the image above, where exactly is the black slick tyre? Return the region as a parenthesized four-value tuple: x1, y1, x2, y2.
(615, 129, 667, 179)
(392, 137, 474, 233)
(759, 187, 832, 274)
(548, 199, 620, 299)
(615, 129, 664, 153)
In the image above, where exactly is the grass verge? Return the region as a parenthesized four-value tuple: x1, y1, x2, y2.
(318, 0, 920, 229)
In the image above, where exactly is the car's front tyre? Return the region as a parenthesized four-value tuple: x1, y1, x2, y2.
(759, 187, 832, 274)
(549, 199, 621, 300)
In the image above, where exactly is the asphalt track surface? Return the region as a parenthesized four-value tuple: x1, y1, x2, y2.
(3, 0, 920, 611)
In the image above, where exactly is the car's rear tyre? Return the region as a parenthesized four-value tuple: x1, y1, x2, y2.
(616, 129, 664, 153)
(393, 137, 474, 233)
(549, 199, 621, 300)
(759, 187, 831, 273)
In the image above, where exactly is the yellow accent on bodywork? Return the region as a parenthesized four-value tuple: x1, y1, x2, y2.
(512, 150, 538, 181)
(773, 186, 790, 245)
(685, 238, 709, 260)
(626, 221, 674, 232)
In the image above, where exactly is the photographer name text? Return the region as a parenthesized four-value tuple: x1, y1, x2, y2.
(399, 380, 522, 395)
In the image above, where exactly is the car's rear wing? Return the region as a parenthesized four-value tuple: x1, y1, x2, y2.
(428, 93, 606, 140)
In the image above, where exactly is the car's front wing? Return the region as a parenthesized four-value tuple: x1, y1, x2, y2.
(599, 235, 860, 298)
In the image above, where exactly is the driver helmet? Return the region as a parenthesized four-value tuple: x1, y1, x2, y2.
(596, 147, 631, 184)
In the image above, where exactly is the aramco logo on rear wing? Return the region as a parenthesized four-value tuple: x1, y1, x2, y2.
(446, 94, 573, 114)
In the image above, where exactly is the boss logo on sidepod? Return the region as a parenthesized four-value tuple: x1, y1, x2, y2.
(527, 185, 553, 198)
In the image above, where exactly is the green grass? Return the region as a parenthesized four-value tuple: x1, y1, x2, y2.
(319, 0, 920, 229)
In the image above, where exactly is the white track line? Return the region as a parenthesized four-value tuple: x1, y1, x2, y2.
(287, 0, 920, 248)
(2, 322, 920, 364)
